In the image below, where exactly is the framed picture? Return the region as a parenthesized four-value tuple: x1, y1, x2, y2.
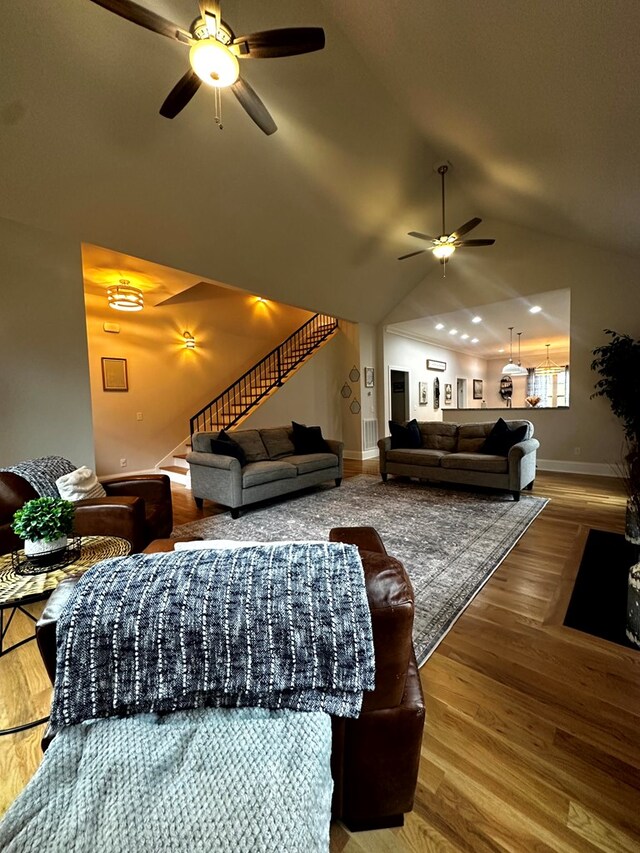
(444, 383, 453, 404)
(427, 359, 446, 371)
(364, 367, 375, 388)
(418, 381, 428, 405)
(102, 357, 128, 392)
(473, 379, 484, 399)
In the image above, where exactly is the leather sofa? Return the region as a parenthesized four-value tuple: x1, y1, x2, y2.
(379, 419, 539, 500)
(187, 426, 343, 518)
(36, 527, 425, 831)
(0, 470, 173, 555)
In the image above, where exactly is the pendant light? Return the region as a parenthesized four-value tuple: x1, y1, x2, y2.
(501, 328, 520, 374)
(513, 331, 528, 375)
(535, 344, 564, 375)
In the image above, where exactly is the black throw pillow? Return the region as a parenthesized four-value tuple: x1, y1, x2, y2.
(479, 418, 528, 456)
(211, 431, 247, 466)
(291, 421, 330, 454)
(388, 419, 422, 450)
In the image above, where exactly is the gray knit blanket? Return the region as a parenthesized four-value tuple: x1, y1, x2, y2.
(0, 455, 76, 497)
(51, 543, 375, 733)
(0, 708, 333, 853)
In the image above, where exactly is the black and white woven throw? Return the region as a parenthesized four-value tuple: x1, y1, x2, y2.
(51, 543, 375, 733)
(0, 456, 76, 498)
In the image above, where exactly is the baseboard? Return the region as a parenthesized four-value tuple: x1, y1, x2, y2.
(537, 459, 618, 477)
(344, 449, 380, 461)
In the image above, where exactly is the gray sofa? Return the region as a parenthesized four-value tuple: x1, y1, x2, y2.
(378, 420, 539, 500)
(187, 426, 343, 517)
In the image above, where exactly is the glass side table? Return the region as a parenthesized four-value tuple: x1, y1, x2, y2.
(0, 535, 131, 736)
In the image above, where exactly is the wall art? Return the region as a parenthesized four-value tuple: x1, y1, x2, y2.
(473, 379, 483, 400)
(418, 381, 428, 405)
(101, 357, 128, 392)
(433, 377, 440, 410)
(364, 367, 374, 388)
(427, 359, 446, 371)
(444, 383, 452, 404)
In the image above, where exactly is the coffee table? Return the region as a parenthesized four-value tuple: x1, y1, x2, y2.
(0, 535, 131, 736)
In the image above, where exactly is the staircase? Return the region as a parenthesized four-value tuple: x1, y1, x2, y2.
(159, 313, 338, 483)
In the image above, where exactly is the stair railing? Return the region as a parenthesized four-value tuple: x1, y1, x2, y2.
(190, 313, 338, 436)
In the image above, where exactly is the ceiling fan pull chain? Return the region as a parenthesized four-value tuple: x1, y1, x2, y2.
(214, 87, 223, 130)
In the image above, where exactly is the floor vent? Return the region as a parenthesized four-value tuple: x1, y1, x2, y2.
(363, 418, 378, 450)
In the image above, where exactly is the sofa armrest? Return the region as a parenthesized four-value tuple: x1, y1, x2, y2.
(72, 497, 147, 552)
(186, 451, 240, 472)
(378, 437, 392, 452)
(508, 437, 540, 461)
(101, 474, 171, 503)
(324, 439, 344, 469)
(330, 526, 388, 555)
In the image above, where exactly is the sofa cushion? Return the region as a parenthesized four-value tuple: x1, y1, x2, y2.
(419, 422, 458, 452)
(285, 453, 338, 475)
(260, 427, 296, 460)
(291, 422, 330, 454)
(457, 423, 492, 453)
(440, 452, 508, 474)
(387, 448, 449, 467)
(212, 433, 247, 466)
(228, 429, 269, 463)
(241, 460, 297, 488)
(389, 419, 421, 449)
(479, 418, 528, 456)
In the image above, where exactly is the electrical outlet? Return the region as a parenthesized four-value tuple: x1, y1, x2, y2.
(120, 458, 127, 467)
(136, 412, 143, 421)
(573, 446, 581, 456)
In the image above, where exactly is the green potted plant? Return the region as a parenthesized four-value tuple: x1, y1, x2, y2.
(11, 497, 75, 567)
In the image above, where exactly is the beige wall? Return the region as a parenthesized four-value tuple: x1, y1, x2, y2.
(0, 216, 95, 468)
(384, 220, 640, 471)
(85, 285, 314, 475)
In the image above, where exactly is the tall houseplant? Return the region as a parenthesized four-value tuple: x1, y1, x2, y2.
(591, 330, 640, 541)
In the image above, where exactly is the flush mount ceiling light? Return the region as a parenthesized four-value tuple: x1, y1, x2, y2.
(536, 344, 564, 375)
(107, 279, 144, 312)
(86, 0, 325, 136)
(398, 163, 495, 275)
(501, 327, 527, 375)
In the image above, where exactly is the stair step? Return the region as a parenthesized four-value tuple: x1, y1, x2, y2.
(174, 453, 187, 460)
(162, 465, 188, 475)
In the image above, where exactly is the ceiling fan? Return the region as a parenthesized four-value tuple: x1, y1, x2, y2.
(87, 0, 326, 135)
(398, 164, 495, 269)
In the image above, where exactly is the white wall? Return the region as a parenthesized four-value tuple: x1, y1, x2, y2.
(0, 216, 95, 468)
(383, 220, 640, 469)
(383, 331, 487, 425)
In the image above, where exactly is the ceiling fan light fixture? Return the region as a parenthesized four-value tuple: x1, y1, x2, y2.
(190, 38, 239, 88)
(432, 243, 455, 259)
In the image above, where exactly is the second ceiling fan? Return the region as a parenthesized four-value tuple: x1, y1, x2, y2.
(88, 0, 325, 135)
(399, 164, 495, 270)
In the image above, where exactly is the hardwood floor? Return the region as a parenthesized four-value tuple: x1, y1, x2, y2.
(1, 467, 638, 851)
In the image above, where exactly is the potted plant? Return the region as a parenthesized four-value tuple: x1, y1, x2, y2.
(11, 497, 75, 567)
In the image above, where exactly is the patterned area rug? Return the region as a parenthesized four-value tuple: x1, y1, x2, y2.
(174, 476, 548, 667)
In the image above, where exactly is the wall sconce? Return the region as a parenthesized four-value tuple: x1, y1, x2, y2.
(183, 330, 196, 349)
(107, 279, 144, 312)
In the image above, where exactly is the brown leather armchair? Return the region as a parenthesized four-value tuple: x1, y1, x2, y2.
(0, 471, 173, 555)
(35, 526, 424, 832)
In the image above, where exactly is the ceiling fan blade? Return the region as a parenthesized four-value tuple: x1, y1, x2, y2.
(88, 0, 191, 43)
(407, 231, 437, 243)
(159, 70, 202, 119)
(454, 239, 496, 247)
(231, 78, 277, 135)
(199, 0, 220, 36)
(232, 28, 325, 58)
(450, 217, 482, 240)
(398, 250, 427, 261)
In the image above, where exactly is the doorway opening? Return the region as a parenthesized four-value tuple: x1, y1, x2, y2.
(390, 369, 409, 423)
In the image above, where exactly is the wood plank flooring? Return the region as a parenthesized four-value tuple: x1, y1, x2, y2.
(1, 467, 638, 851)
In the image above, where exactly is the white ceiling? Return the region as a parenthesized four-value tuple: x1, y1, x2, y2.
(1, 1, 638, 325)
(386, 287, 570, 360)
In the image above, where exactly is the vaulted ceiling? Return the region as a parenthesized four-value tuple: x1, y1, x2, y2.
(1, 1, 637, 325)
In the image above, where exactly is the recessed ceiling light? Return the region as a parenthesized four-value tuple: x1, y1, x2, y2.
(435, 323, 445, 330)
(449, 329, 458, 335)
(460, 334, 469, 340)
(471, 338, 479, 343)
(498, 348, 504, 353)
(471, 316, 482, 323)
(529, 305, 542, 314)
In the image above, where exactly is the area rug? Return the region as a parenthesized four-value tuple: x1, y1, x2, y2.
(173, 476, 548, 667)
